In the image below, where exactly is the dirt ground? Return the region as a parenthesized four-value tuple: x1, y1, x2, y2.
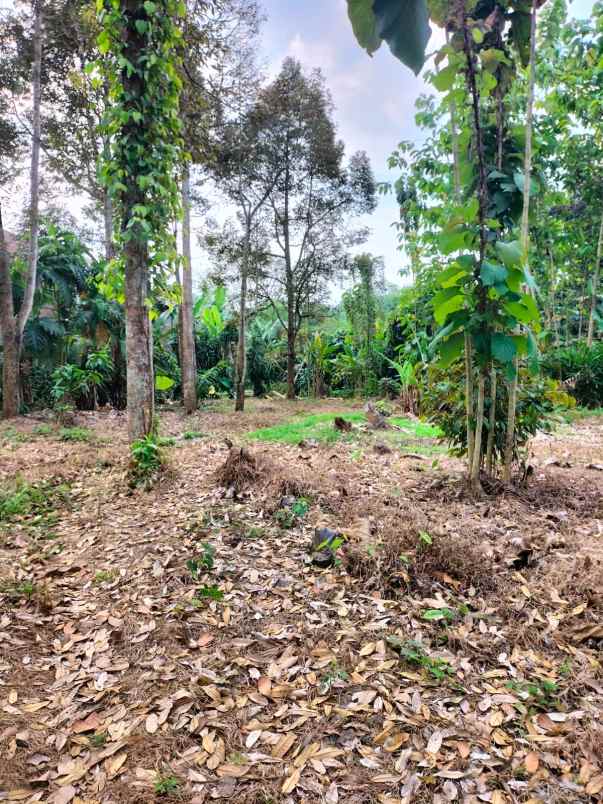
(0, 399, 602, 804)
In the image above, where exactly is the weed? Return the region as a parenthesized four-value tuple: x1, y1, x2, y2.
(275, 497, 309, 529)
(246, 526, 265, 539)
(558, 659, 573, 677)
(228, 751, 247, 766)
(319, 660, 349, 693)
(388, 637, 455, 682)
(154, 774, 180, 796)
(93, 569, 118, 584)
(0, 579, 36, 601)
(59, 427, 92, 442)
(0, 426, 30, 445)
(0, 477, 69, 525)
(193, 584, 224, 603)
(186, 543, 215, 577)
(89, 732, 107, 748)
(129, 434, 163, 487)
(182, 430, 205, 440)
(421, 607, 457, 623)
(506, 678, 559, 709)
(418, 531, 433, 547)
(32, 424, 53, 436)
(158, 436, 176, 447)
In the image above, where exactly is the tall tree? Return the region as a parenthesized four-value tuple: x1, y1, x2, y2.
(98, 0, 184, 440)
(251, 59, 376, 398)
(0, 0, 42, 418)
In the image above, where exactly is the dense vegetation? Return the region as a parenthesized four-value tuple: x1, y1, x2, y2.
(0, 0, 601, 489)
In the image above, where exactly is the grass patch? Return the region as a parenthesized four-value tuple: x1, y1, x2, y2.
(565, 406, 603, 421)
(247, 412, 441, 446)
(0, 477, 70, 523)
(59, 426, 93, 442)
(0, 426, 30, 445)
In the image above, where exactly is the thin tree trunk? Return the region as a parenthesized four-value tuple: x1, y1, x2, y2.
(0, 0, 42, 418)
(235, 221, 250, 412)
(464, 333, 475, 475)
(503, 0, 537, 484)
(283, 168, 296, 400)
(485, 366, 497, 475)
(180, 167, 197, 414)
(471, 374, 486, 493)
(587, 209, 603, 347)
(17, 0, 42, 342)
(461, 13, 489, 492)
(0, 205, 19, 418)
(103, 188, 114, 261)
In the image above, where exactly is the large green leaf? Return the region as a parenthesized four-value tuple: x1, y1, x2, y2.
(346, 0, 382, 53)
(155, 375, 175, 391)
(373, 0, 431, 75)
(495, 240, 522, 269)
(481, 261, 508, 287)
(434, 293, 465, 326)
(491, 333, 517, 364)
(439, 227, 466, 255)
(438, 332, 465, 368)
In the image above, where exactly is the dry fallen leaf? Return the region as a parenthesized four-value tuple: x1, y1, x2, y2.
(525, 752, 539, 774)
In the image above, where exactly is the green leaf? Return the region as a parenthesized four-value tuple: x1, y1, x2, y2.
(372, 0, 432, 75)
(346, 0, 382, 54)
(495, 240, 522, 268)
(98, 30, 111, 54)
(438, 228, 466, 255)
(143, 0, 157, 14)
(434, 294, 465, 326)
(491, 333, 517, 364)
(438, 263, 467, 288)
(135, 19, 148, 34)
(504, 299, 537, 325)
(155, 375, 175, 391)
(481, 261, 508, 287)
(506, 268, 524, 293)
(432, 64, 456, 91)
(438, 332, 465, 368)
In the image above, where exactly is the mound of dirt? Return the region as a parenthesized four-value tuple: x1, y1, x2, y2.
(215, 447, 264, 495)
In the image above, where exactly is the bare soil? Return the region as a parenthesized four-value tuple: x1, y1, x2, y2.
(0, 399, 602, 804)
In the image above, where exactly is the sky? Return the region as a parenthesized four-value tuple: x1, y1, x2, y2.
(255, 0, 596, 286)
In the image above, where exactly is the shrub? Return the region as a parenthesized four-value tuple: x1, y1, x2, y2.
(129, 434, 163, 487)
(197, 360, 233, 400)
(422, 362, 558, 464)
(542, 343, 603, 408)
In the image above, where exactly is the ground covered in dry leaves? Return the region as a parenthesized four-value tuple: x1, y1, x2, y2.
(1, 399, 602, 804)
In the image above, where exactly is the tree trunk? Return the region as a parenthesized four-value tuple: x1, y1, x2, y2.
(103, 188, 115, 261)
(470, 373, 486, 494)
(180, 168, 197, 413)
(587, 209, 603, 347)
(464, 333, 475, 475)
(503, 0, 537, 484)
(283, 167, 295, 400)
(0, 0, 42, 418)
(286, 298, 296, 400)
(0, 206, 19, 418)
(124, 239, 155, 440)
(235, 221, 250, 412)
(485, 366, 497, 475)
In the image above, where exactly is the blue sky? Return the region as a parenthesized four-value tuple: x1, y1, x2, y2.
(258, 0, 596, 285)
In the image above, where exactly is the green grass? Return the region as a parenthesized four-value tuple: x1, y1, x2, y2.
(247, 412, 441, 446)
(59, 427, 93, 442)
(565, 406, 603, 421)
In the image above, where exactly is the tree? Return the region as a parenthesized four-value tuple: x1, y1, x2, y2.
(0, 0, 42, 418)
(251, 59, 376, 398)
(347, 0, 543, 491)
(98, 0, 184, 441)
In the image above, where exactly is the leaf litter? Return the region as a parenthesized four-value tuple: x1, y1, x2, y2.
(0, 400, 602, 803)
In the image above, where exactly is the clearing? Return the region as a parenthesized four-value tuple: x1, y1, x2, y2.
(1, 399, 602, 804)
